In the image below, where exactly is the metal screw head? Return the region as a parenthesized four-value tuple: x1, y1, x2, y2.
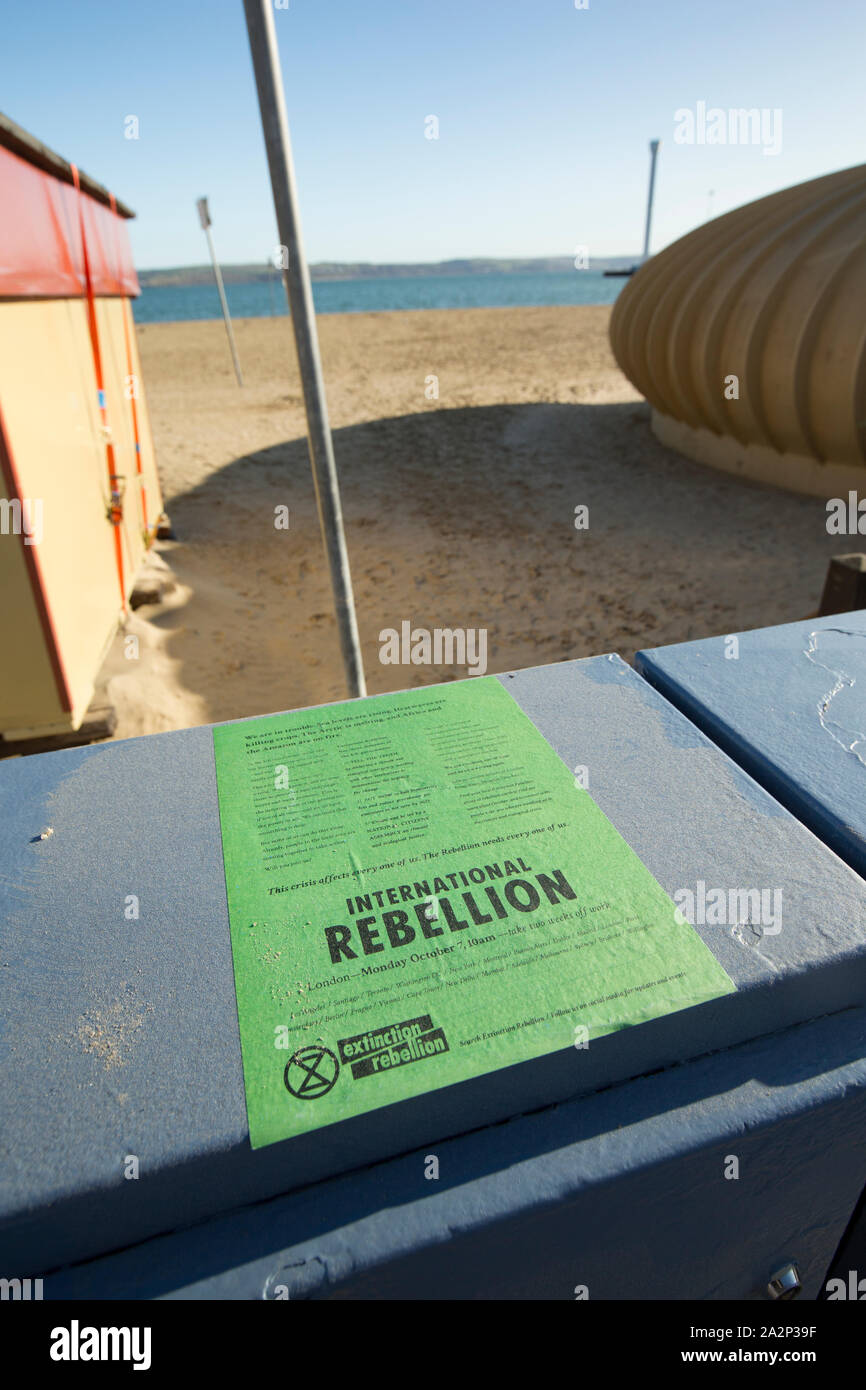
(768, 1263, 802, 1300)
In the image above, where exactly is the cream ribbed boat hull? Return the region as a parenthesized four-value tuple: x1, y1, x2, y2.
(609, 164, 866, 497)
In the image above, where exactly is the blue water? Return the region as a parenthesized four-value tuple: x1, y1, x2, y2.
(132, 270, 626, 324)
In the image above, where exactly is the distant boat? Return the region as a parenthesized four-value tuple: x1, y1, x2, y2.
(603, 266, 638, 278)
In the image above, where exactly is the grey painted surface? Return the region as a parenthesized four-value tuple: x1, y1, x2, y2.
(45, 1006, 866, 1300)
(635, 611, 866, 877)
(2, 654, 866, 1277)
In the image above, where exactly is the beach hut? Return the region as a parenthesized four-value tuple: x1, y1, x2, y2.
(0, 114, 164, 743)
(609, 163, 866, 498)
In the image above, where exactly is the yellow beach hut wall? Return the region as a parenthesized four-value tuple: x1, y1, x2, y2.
(0, 116, 163, 740)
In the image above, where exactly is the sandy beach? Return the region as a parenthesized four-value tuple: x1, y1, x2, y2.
(97, 304, 842, 738)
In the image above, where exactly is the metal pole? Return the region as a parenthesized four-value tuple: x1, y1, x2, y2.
(197, 198, 244, 386)
(642, 139, 660, 261)
(267, 258, 276, 316)
(242, 0, 366, 699)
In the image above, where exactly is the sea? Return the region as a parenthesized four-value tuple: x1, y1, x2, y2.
(132, 269, 627, 324)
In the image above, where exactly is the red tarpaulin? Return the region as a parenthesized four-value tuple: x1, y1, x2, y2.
(0, 142, 139, 300)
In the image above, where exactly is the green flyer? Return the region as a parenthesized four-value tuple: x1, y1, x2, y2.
(212, 677, 734, 1149)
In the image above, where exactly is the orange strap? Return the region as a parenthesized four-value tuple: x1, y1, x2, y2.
(71, 163, 127, 612)
(110, 192, 148, 534)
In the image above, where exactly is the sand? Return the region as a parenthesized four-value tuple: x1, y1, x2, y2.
(96, 304, 841, 738)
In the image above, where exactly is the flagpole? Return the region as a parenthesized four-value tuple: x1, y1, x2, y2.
(196, 197, 243, 387)
(242, 0, 366, 699)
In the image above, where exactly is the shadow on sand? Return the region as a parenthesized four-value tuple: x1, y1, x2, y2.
(146, 399, 832, 720)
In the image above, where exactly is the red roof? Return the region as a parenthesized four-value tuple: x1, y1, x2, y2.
(0, 114, 139, 299)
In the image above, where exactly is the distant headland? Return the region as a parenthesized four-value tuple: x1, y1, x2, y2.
(138, 256, 639, 288)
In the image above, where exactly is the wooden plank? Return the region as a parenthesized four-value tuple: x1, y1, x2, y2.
(0, 110, 135, 218)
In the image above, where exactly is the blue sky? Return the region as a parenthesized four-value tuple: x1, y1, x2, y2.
(2, 0, 864, 269)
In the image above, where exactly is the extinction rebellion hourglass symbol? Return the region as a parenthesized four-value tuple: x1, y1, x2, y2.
(284, 1046, 340, 1100)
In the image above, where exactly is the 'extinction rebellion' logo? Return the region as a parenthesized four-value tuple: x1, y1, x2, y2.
(338, 1013, 449, 1080)
(284, 1015, 449, 1100)
(284, 1045, 340, 1100)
